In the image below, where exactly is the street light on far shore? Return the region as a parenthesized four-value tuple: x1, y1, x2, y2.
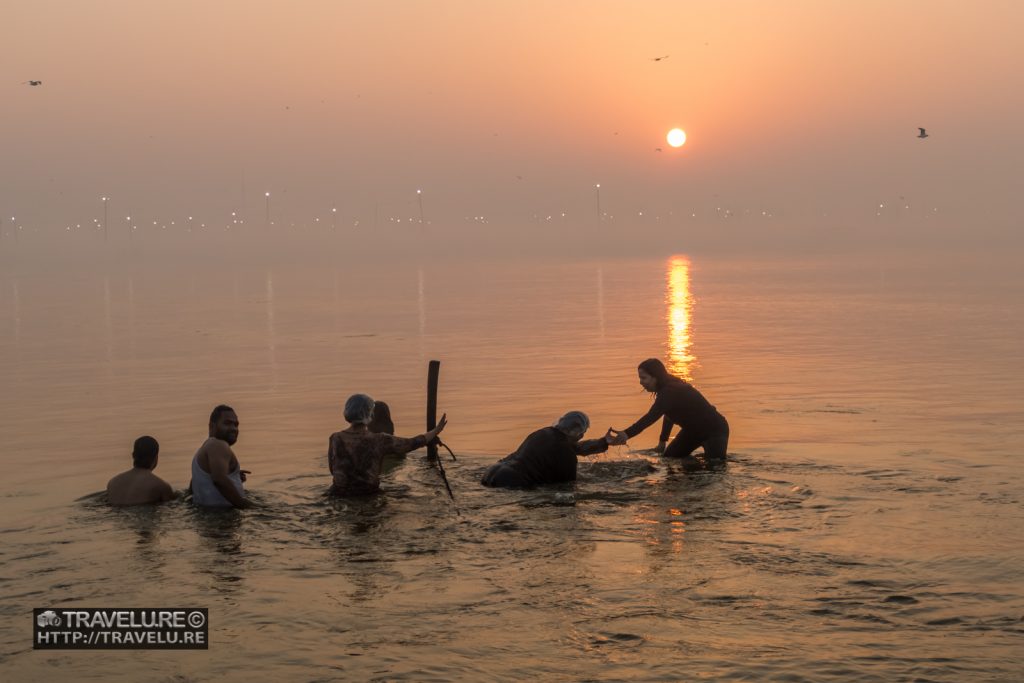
(101, 196, 109, 242)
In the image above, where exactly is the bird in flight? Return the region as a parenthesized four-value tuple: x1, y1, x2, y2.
(917, 127, 929, 139)
(650, 55, 669, 62)
(24, 80, 42, 86)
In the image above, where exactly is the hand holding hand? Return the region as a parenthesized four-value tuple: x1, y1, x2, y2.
(607, 428, 629, 446)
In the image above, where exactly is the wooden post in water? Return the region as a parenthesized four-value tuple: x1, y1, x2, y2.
(426, 360, 440, 462)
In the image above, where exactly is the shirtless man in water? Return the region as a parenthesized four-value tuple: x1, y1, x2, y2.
(190, 405, 252, 508)
(107, 436, 176, 505)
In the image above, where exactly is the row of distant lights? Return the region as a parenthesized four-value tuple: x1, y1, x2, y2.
(22, 206, 941, 234)
(32, 211, 779, 231)
(876, 203, 940, 217)
(59, 216, 208, 231)
(5, 195, 942, 236)
(59, 194, 366, 232)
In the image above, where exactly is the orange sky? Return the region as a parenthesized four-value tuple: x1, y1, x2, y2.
(4, 1, 1023, 251)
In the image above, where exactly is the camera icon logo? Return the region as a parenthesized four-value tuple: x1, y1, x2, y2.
(37, 610, 61, 628)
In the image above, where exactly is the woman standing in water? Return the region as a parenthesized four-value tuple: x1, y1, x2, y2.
(609, 358, 729, 468)
(329, 394, 447, 496)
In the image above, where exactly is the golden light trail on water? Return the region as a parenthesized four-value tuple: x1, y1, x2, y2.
(666, 255, 696, 381)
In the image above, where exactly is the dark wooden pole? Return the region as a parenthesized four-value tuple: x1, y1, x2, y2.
(426, 360, 440, 462)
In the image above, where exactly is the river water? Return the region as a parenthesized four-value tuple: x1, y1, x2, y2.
(1, 246, 1022, 681)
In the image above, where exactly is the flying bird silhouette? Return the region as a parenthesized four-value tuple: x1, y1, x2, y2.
(917, 127, 929, 139)
(650, 55, 669, 62)
(24, 80, 42, 86)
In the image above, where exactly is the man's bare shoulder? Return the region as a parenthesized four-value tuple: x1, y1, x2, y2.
(107, 469, 174, 505)
(142, 469, 172, 485)
(106, 470, 132, 491)
(198, 438, 235, 461)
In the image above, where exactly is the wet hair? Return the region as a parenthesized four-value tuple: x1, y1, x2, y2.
(132, 435, 159, 468)
(554, 411, 590, 439)
(344, 394, 375, 425)
(209, 404, 235, 426)
(638, 358, 674, 392)
(368, 400, 395, 435)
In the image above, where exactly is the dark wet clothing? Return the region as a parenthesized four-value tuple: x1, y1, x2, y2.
(481, 427, 608, 489)
(659, 417, 672, 443)
(625, 378, 729, 458)
(664, 425, 729, 460)
(328, 429, 427, 496)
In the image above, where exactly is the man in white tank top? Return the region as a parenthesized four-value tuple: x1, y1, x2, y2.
(189, 405, 251, 508)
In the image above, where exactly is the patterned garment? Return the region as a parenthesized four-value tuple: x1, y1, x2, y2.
(328, 429, 427, 495)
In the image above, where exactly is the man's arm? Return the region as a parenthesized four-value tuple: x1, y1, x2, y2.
(207, 442, 251, 509)
(574, 437, 610, 457)
(388, 413, 448, 456)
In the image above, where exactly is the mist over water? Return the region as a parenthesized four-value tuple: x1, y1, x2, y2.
(1, 243, 1022, 680)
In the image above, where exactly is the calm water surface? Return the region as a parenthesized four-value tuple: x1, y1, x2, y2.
(1, 247, 1022, 681)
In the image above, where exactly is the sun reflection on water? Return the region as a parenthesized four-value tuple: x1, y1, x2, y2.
(665, 255, 696, 380)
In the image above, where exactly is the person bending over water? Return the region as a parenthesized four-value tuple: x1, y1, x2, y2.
(106, 436, 176, 505)
(329, 394, 447, 496)
(190, 405, 252, 509)
(609, 358, 729, 468)
(481, 411, 612, 489)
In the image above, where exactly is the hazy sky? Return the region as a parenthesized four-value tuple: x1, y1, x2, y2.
(4, 1, 1023, 252)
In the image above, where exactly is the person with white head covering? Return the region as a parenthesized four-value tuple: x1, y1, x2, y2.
(480, 410, 612, 489)
(329, 393, 447, 496)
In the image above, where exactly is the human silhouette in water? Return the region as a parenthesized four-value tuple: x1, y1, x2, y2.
(609, 358, 729, 469)
(190, 405, 252, 509)
(328, 394, 446, 496)
(367, 400, 395, 435)
(481, 411, 612, 488)
(106, 436, 176, 505)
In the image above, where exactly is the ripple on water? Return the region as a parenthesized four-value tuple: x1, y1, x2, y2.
(1, 443, 1021, 681)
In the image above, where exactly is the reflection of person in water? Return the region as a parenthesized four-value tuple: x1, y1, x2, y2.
(106, 436, 176, 505)
(367, 400, 395, 435)
(481, 411, 612, 489)
(328, 394, 447, 496)
(609, 358, 729, 467)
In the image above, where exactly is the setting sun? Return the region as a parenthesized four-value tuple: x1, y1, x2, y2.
(667, 128, 687, 148)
